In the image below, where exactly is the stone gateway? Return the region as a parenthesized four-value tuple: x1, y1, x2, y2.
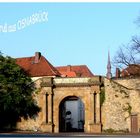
(15, 52, 140, 133)
(17, 76, 103, 133)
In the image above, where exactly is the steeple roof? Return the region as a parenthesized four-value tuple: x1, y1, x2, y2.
(106, 51, 112, 79)
(107, 51, 111, 68)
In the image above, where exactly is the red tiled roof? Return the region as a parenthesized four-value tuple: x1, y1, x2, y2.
(55, 65, 94, 77)
(15, 52, 94, 78)
(16, 55, 61, 77)
(59, 71, 77, 77)
(121, 64, 140, 77)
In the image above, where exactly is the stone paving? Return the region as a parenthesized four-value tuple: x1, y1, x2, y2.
(0, 131, 140, 137)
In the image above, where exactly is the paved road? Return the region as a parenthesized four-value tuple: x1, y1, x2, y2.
(0, 132, 140, 137)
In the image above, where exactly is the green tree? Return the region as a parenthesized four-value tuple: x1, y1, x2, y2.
(0, 52, 41, 129)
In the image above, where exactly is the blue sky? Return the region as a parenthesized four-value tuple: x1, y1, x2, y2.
(0, 3, 140, 76)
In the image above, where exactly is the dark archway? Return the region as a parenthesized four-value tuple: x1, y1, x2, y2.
(59, 96, 85, 132)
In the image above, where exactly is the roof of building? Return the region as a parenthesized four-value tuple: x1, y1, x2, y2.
(55, 65, 94, 77)
(121, 64, 140, 77)
(16, 52, 94, 78)
(16, 53, 61, 77)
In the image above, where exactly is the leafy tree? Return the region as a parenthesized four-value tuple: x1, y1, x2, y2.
(0, 52, 41, 129)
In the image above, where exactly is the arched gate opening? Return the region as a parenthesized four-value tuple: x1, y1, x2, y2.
(59, 96, 85, 132)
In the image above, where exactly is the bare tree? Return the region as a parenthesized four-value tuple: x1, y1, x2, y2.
(131, 36, 140, 54)
(113, 37, 140, 69)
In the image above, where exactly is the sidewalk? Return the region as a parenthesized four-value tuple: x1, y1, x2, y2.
(0, 131, 140, 137)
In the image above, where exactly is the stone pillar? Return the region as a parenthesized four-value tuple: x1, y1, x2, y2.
(39, 78, 54, 132)
(96, 91, 101, 123)
(89, 88, 101, 133)
(90, 92, 95, 123)
(40, 89, 54, 132)
(48, 93, 53, 124)
(42, 92, 47, 123)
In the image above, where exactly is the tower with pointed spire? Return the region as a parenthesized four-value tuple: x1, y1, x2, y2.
(106, 51, 112, 79)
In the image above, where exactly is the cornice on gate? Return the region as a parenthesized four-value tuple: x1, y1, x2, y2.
(37, 76, 103, 88)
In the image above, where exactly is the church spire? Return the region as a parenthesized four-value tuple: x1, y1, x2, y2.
(106, 51, 112, 79)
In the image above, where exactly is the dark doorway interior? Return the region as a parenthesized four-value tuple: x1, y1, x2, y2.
(59, 96, 85, 132)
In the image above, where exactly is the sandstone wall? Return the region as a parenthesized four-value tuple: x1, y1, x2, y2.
(16, 78, 53, 132)
(115, 77, 140, 90)
(102, 77, 140, 132)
